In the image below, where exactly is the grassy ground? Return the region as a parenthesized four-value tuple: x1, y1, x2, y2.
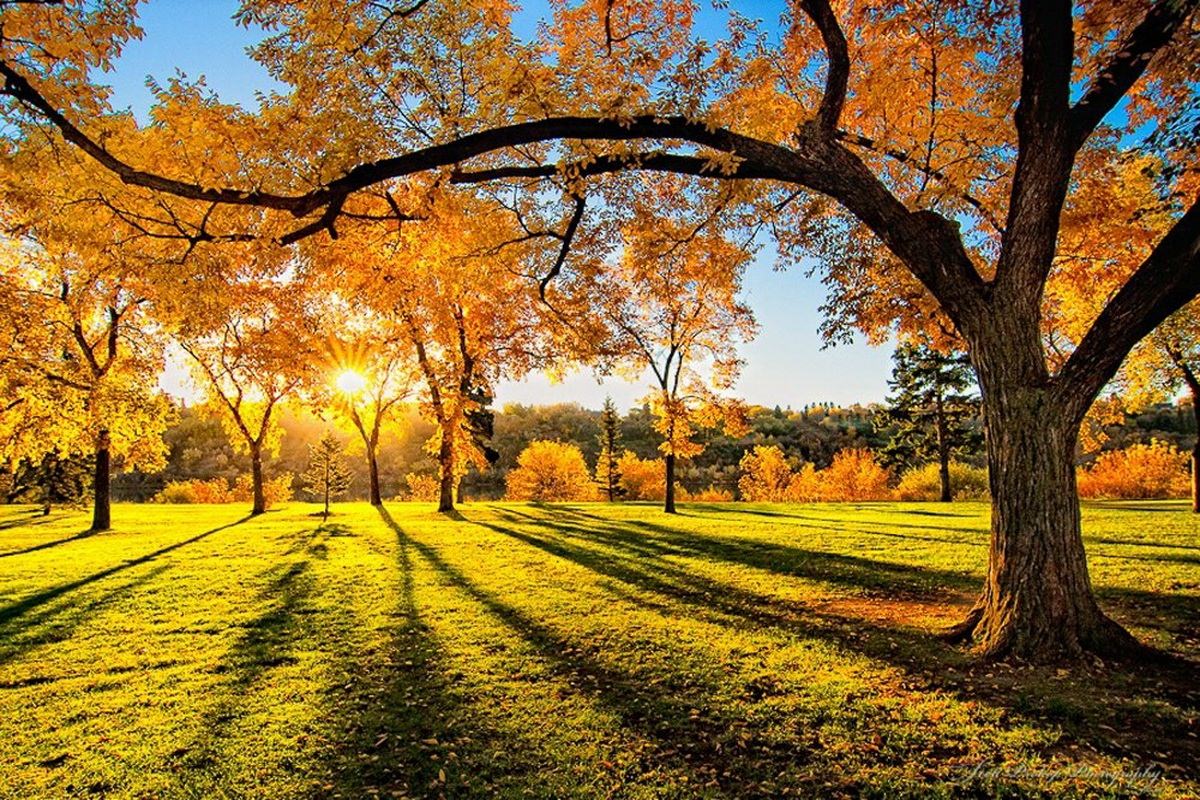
(0, 500, 1196, 799)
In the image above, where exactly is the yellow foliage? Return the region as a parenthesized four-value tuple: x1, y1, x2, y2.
(737, 445, 793, 502)
(232, 473, 294, 509)
(404, 472, 441, 502)
(678, 486, 734, 503)
(153, 479, 235, 504)
(895, 462, 990, 501)
(505, 440, 597, 502)
(1077, 440, 1189, 500)
(616, 451, 665, 501)
(818, 449, 894, 501)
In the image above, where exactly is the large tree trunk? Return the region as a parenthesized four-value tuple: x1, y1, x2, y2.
(250, 446, 266, 516)
(437, 433, 455, 513)
(663, 453, 677, 514)
(91, 428, 111, 532)
(947, 379, 1141, 661)
(367, 446, 382, 506)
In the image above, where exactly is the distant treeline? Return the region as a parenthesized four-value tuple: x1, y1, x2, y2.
(104, 398, 1197, 503)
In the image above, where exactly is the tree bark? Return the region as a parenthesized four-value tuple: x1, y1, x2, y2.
(90, 428, 111, 532)
(437, 433, 455, 513)
(367, 446, 382, 506)
(250, 446, 266, 516)
(935, 390, 952, 502)
(664, 453, 677, 514)
(946, 376, 1142, 662)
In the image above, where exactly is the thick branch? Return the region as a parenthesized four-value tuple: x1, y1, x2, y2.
(1055, 197, 1200, 422)
(797, 0, 849, 132)
(1070, 0, 1199, 148)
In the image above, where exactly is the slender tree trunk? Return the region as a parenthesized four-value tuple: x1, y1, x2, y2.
(91, 428, 111, 532)
(1191, 398, 1200, 514)
(437, 433, 455, 513)
(367, 446, 382, 506)
(664, 453, 677, 514)
(323, 461, 330, 519)
(947, 378, 1141, 661)
(456, 482, 465, 505)
(935, 395, 952, 502)
(250, 446, 266, 516)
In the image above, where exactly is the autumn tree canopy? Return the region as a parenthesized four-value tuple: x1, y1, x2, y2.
(0, 0, 1198, 662)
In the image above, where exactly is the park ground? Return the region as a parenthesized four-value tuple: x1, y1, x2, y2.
(0, 501, 1197, 799)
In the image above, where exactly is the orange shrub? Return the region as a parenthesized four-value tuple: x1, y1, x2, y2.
(232, 472, 294, 509)
(1077, 440, 1189, 499)
(505, 440, 597, 501)
(617, 451, 666, 501)
(679, 486, 734, 502)
(404, 472, 440, 502)
(154, 478, 234, 504)
(820, 449, 893, 501)
(737, 445, 793, 501)
(785, 463, 824, 502)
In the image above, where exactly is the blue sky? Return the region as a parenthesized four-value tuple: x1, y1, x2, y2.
(112, 0, 894, 411)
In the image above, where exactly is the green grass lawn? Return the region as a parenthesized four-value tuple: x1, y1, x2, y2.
(0, 501, 1196, 799)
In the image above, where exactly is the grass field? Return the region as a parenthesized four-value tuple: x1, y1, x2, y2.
(0, 500, 1197, 799)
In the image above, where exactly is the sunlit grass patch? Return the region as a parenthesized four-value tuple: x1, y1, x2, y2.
(0, 500, 1196, 798)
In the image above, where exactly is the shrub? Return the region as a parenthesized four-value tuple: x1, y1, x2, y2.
(505, 440, 597, 502)
(680, 486, 734, 502)
(231, 472, 294, 508)
(153, 478, 233, 504)
(896, 462, 990, 501)
(1077, 440, 1189, 499)
(785, 463, 824, 502)
(404, 472, 441, 502)
(737, 445, 793, 501)
(821, 449, 893, 501)
(617, 450, 666, 501)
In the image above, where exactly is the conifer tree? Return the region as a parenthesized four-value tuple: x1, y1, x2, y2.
(879, 345, 981, 501)
(595, 397, 624, 502)
(302, 432, 352, 519)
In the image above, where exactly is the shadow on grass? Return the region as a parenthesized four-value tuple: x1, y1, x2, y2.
(483, 505, 1200, 782)
(310, 506, 552, 797)
(0, 529, 96, 559)
(0, 514, 252, 630)
(372, 506, 818, 798)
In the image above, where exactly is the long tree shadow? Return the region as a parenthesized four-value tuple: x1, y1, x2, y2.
(311, 506, 554, 798)
(0, 514, 251, 628)
(376, 508, 847, 798)
(482, 507, 1200, 781)
(0, 563, 174, 669)
(172, 529, 328, 786)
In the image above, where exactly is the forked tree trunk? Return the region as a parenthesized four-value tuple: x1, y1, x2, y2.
(947, 379, 1141, 661)
(437, 433, 455, 513)
(663, 453, 677, 514)
(91, 428, 111, 532)
(250, 447, 266, 516)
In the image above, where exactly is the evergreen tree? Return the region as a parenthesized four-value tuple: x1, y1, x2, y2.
(878, 344, 982, 501)
(6, 452, 93, 515)
(301, 433, 352, 519)
(595, 397, 624, 501)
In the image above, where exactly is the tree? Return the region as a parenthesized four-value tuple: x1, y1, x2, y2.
(302, 431, 352, 518)
(6, 452, 92, 514)
(325, 331, 414, 506)
(586, 196, 755, 513)
(595, 397, 623, 501)
(878, 344, 981, 502)
(6, 1, 1199, 660)
(505, 440, 595, 502)
(0, 241, 170, 531)
(177, 282, 312, 515)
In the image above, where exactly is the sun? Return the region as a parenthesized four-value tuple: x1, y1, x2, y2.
(335, 369, 367, 394)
